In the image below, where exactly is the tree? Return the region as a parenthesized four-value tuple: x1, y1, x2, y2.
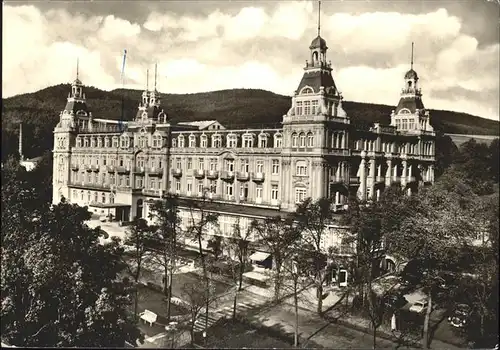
(147, 193, 182, 322)
(294, 197, 334, 314)
(1, 196, 142, 347)
(250, 215, 301, 301)
(207, 235, 223, 261)
(224, 218, 252, 320)
(386, 174, 480, 348)
(183, 193, 219, 333)
(123, 217, 154, 321)
(181, 281, 218, 345)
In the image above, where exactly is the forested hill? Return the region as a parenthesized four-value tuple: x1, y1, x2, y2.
(2, 84, 499, 160)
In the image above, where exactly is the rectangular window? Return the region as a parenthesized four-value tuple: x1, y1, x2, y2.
(256, 160, 264, 173)
(198, 181, 204, 194)
(209, 180, 217, 193)
(226, 183, 233, 196)
(271, 184, 279, 200)
(272, 160, 279, 175)
(296, 163, 307, 176)
(295, 188, 307, 204)
(187, 158, 192, 170)
(226, 160, 234, 172)
(198, 158, 204, 170)
(304, 101, 311, 115)
(176, 158, 182, 169)
(256, 185, 263, 198)
(176, 180, 181, 192)
(187, 181, 193, 193)
(311, 100, 318, 114)
(296, 101, 303, 115)
(210, 159, 217, 171)
(241, 160, 249, 173)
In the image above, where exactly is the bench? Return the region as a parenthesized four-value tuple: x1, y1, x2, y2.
(139, 309, 158, 326)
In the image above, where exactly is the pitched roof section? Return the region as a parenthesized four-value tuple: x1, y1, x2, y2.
(296, 70, 338, 95)
(395, 96, 425, 114)
(177, 120, 225, 130)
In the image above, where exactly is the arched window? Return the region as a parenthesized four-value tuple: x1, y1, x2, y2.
(171, 137, 177, 148)
(291, 133, 299, 148)
(242, 133, 254, 148)
(188, 134, 196, 148)
(294, 186, 307, 204)
(299, 133, 306, 148)
(178, 135, 185, 148)
(112, 136, 119, 148)
(200, 134, 208, 148)
(212, 134, 222, 148)
(104, 137, 110, 148)
(300, 87, 314, 95)
(80, 190, 84, 200)
(91, 137, 96, 148)
(307, 132, 314, 148)
(227, 134, 237, 148)
(76, 137, 82, 148)
(120, 135, 129, 148)
(258, 133, 268, 148)
(295, 160, 308, 176)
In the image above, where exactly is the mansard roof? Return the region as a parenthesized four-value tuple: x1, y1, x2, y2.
(395, 96, 425, 114)
(63, 100, 89, 115)
(296, 70, 338, 95)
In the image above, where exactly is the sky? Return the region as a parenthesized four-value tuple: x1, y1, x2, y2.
(2, 0, 500, 120)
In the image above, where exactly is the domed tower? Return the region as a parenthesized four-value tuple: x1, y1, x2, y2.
(53, 59, 87, 204)
(280, 0, 348, 211)
(391, 43, 433, 134)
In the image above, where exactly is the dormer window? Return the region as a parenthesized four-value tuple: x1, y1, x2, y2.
(139, 136, 147, 148)
(152, 135, 162, 148)
(90, 138, 96, 148)
(274, 133, 283, 148)
(171, 138, 177, 148)
(76, 137, 82, 148)
(242, 134, 254, 148)
(104, 137, 110, 148)
(112, 136, 119, 148)
(200, 134, 208, 148)
(120, 135, 129, 148)
(227, 134, 237, 148)
(178, 135, 185, 148)
(300, 87, 314, 95)
(212, 134, 222, 148)
(188, 134, 196, 148)
(97, 137, 102, 148)
(258, 133, 268, 148)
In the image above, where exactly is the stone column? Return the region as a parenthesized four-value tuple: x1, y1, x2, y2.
(369, 156, 376, 200)
(385, 156, 392, 187)
(359, 151, 367, 201)
(401, 156, 408, 188)
(336, 163, 341, 182)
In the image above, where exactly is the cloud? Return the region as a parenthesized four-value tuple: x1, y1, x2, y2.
(2, 2, 499, 122)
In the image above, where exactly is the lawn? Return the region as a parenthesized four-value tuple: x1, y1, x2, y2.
(195, 319, 301, 349)
(133, 284, 189, 325)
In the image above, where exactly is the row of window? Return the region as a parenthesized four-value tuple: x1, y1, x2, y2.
(173, 132, 283, 149)
(177, 180, 281, 201)
(395, 118, 416, 130)
(354, 139, 433, 155)
(72, 189, 114, 204)
(75, 134, 164, 149)
(71, 154, 164, 169)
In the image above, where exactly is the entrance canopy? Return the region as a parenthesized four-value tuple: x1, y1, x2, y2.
(249, 251, 271, 262)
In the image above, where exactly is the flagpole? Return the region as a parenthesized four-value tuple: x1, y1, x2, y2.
(120, 49, 127, 131)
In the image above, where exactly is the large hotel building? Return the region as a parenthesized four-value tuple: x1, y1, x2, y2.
(52, 32, 435, 262)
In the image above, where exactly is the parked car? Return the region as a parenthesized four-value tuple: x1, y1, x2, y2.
(448, 304, 471, 328)
(409, 299, 428, 313)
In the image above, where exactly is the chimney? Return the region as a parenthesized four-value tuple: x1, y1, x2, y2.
(19, 122, 24, 161)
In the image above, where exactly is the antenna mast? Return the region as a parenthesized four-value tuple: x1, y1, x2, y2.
(76, 58, 79, 80)
(154, 63, 158, 91)
(318, 0, 321, 36)
(411, 42, 414, 70)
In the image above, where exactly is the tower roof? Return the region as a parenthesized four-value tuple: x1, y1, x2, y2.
(404, 69, 418, 80)
(309, 35, 327, 50)
(296, 70, 337, 94)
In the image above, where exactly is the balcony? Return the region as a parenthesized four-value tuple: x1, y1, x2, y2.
(194, 169, 205, 179)
(349, 177, 360, 186)
(329, 148, 350, 157)
(85, 165, 92, 172)
(330, 203, 346, 212)
(148, 167, 163, 176)
(68, 181, 111, 191)
(330, 176, 346, 184)
(206, 170, 219, 179)
(252, 172, 265, 182)
(220, 171, 235, 181)
(172, 169, 182, 178)
(106, 166, 116, 173)
(90, 165, 99, 172)
(133, 166, 145, 174)
(142, 188, 162, 197)
(116, 166, 130, 174)
(237, 172, 250, 181)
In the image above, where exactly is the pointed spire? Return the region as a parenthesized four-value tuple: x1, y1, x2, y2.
(317, 0, 321, 37)
(411, 42, 414, 70)
(154, 63, 158, 91)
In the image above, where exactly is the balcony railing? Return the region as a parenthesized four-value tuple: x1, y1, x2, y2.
(68, 181, 111, 190)
(133, 166, 145, 174)
(237, 172, 250, 181)
(148, 167, 163, 176)
(194, 169, 205, 179)
(252, 172, 265, 182)
(116, 166, 130, 174)
(142, 188, 162, 197)
(220, 171, 235, 181)
(90, 165, 99, 172)
(206, 170, 218, 179)
(172, 169, 182, 177)
(349, 177, 360, 185)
